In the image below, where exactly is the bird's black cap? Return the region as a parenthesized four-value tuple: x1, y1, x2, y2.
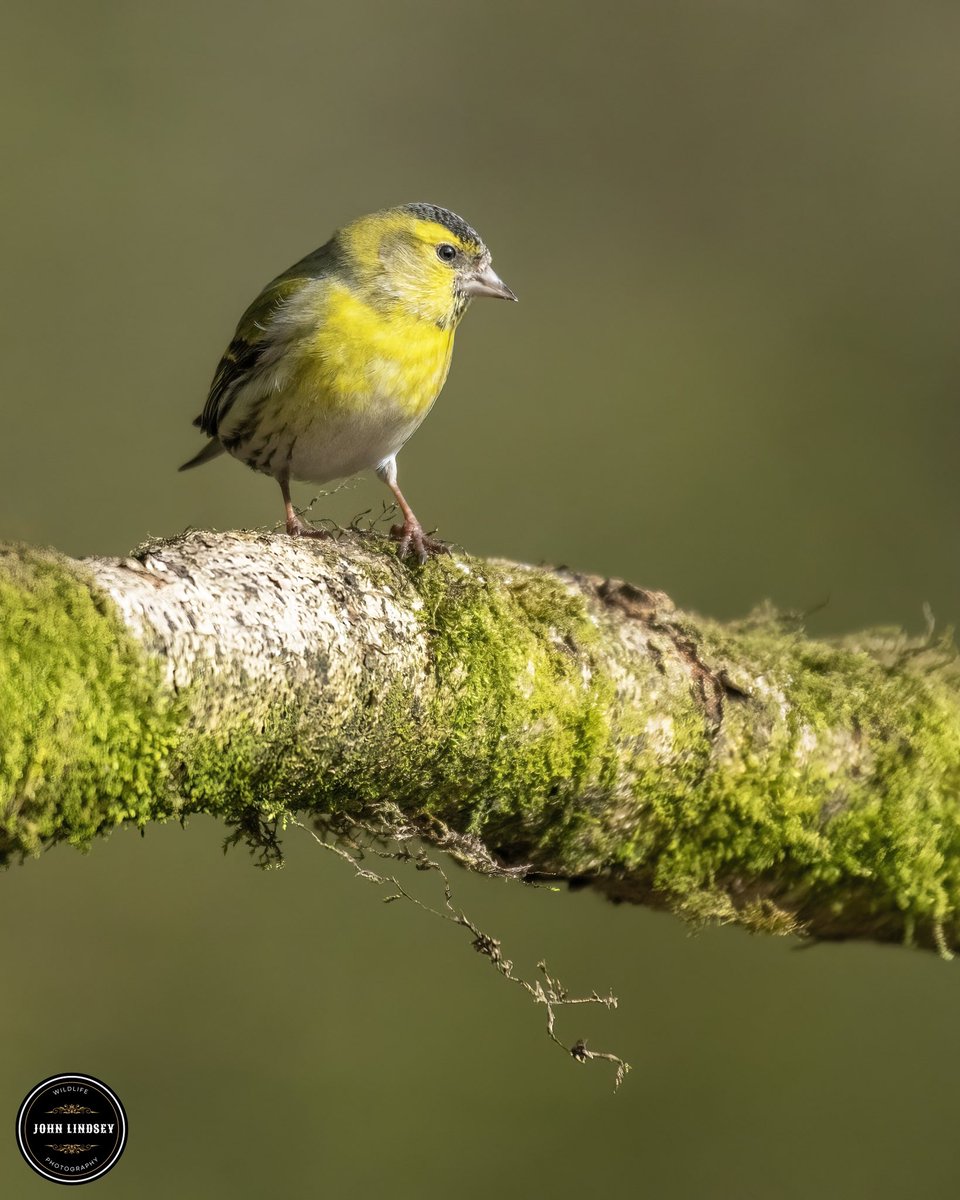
(401, 202, 484, 250)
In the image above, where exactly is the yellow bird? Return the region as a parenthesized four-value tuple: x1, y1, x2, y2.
(180, 202, 516, 562)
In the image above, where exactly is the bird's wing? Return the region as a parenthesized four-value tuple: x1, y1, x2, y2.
(195, 242, 337, 439)
(195, 277, 309, 439)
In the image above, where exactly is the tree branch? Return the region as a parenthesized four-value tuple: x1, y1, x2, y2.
(2, 531, 958, 954)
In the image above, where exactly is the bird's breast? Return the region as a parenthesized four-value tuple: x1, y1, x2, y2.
(304, 283, 455, 418)
(231, 282, 457, 485)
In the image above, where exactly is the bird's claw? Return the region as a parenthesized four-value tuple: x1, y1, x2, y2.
(286, 515, 331, 539)
(390, 521, 449, 565)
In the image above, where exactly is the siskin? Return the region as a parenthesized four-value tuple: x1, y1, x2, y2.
(180, 202, 516, 562)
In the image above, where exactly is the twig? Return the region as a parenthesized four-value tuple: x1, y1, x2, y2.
(289, 813, 631, 1090)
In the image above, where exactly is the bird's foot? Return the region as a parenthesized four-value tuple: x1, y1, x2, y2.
(390, 520, 449, 565)
(286, 514, 331, 539)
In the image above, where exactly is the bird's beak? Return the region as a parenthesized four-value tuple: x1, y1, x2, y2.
(463, 263, 518, 302)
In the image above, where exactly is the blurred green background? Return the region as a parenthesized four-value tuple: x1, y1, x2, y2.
(2, 2, 958, 1196)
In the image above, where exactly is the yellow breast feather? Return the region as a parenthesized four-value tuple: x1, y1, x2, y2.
(295, 282, 454, 419)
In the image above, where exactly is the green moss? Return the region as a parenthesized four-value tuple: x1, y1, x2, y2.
(0, 545, 183, 861)
(397, 558, 620, 851)
(177, 703, 327, 864)
(160, 552, 624, 862)
(252, 553, 623, 856)
(614, 612, 960, 947)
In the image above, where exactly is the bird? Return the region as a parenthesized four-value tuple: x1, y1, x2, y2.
(179, 202, 517, 563)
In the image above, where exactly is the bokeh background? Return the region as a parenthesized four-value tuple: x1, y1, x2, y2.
(2, 2, 958, 1196)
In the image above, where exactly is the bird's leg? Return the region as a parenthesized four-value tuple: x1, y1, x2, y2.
(279, 476, 329, 539)
(376, 457, 448, 564)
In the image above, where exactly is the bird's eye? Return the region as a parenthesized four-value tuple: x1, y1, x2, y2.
(436, 243, 457, 263)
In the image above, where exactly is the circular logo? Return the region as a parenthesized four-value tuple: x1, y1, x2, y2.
(15, 1074, 127, 1185)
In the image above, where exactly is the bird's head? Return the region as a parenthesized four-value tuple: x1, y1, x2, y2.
(338, 202, 516, 328)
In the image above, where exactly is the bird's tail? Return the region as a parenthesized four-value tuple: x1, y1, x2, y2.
(179, 438, 225, 471)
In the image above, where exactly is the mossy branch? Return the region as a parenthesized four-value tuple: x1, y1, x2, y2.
(2, 532, 958, 954)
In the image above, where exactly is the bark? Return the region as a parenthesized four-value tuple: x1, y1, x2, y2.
(1, 532, 958, 954)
